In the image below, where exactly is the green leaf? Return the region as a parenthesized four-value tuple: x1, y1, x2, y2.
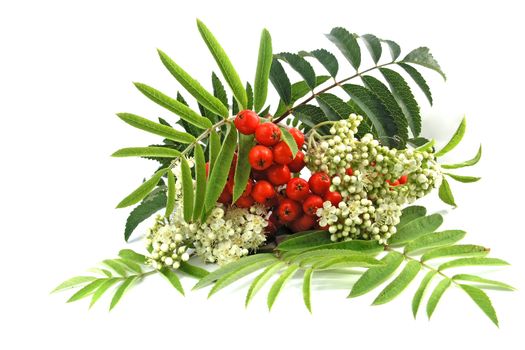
(372, 261, 421, 305)
(402, 47, 446, 80)
(409, 137, 431, 148)
(290, 76, 330, 103)
(269, 58, 291, 105)
(397, 205, 427, 229)
(435, 116, 466, 157)
(348, 251, 404, 298)
(180, 156, 194, 223)
(208, 129, 220, 172)
(165, 169, 175, 217)
(300, 49, 339, 78)
(117, 113, 195, 144)
(275, 52, 316, 90)
(192, 143, 207, 221)
(341, 84, 399, 148)
(102, 260, 128, 277)
(361, 34, 382, 64)
(421, 244, 489, 262)
(445, 173, 481, 183)
(159, 267, 185, 295)
(134, 83, 213, 129)
(454, 274, 515, 291)
(193, 253, 278, 290)
(90, 278, 119, 308)
(67, 279, 107, 302)
(361, 75, 408, 146)
(397, 63, 433, 105)
(212, 72, 228, 108)
(438, 178, 456, 207)
(245, 261, 285, 307)
(380, 67, 421, 137)
(439, 257, 510, 271)
(51, 276, 97, 293)
(109, 276, 138, 310)
(118, 249, 147, 264)
(388, 213, 443, 245)
(326, 27, 361, 70)
(459, 284, 499, 326)
(117, 259, 142, 274)
(253, 29, 273, 112)
(157, 49, 229, 118)
(179, 261, 210, 279)
(303, 267, 314, 313)
(441, 145, 482, 169)
(232, 134, 255, 202)
(404, 230, 467, 254)
(291, 105, 328, 133)
(111, 147, 182, 158)
(415, 138, 435, 152)
(310, 254, 384, 270)
(196, 19, 247, 109)
(279, 127, 299, 157)
(426, 278, 451, 318)
(382, 39, 401, 60)
(412, 270, 436, 318)
(116, 168, 166, 209)
(124, 187, 166, 241)
(203, 125, 237, 215)
(305, 240, 384, 254)
(208, 255, 278, 297)
(246, 82, 254, 110)
(267, 264, 300, 310)
(277, 231, 331, 251)
(316, 93, 353, 121)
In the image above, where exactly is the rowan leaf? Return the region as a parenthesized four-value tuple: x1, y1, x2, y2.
(275, 52, 316, 90)
(397, 62, 433, 105)
(165, 169, 175, 217)
(439, 257, 510, 271)
(438, 178, 456, 207)
(421, 244, 489, 262)
(109, 276, 138, 310)
(441, 145, 482, 169)
(435, 116, 466, 157)
(459, 284, 499, 326)
(404, 230, 467, 254)
(180, 156, 194, 223)
(112, 147, 182, 158)
(412, 270, 436, 318)
(197, 19, 247, 109)
(426, 278, 451, 318)
(269, 58, 291, 105)
(245, 261, 285, 307)
(326, 27, 361, 70)
(267, 264, 300, 310)
(303, 267, 314, 313)
(300, 49, 339, 78)
(159, 267, 185, 295)
(388, 213, 443, 245)
(361, 34, 382, 64)
(124, 187, 166, 241)
(117, 113, 195, 144)
(348, 251, 404, 298)
(254, 29, 273, 112)
(372, 261, 421, 305)
(233, 134, 256, 202)
(402, 47, 446, 80)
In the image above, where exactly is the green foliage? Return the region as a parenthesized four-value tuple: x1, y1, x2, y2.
(402, 47, 447, 80)
(112, 147, 182, 158)
(300, 49, 339, 78)
(233, 134, 256, 202)
(203, 125, 237, 218)
(438, 178, 456, 207)
(157, 49, 229, 118)
(388, 213, 443, 245)
(397, 63, 433, 105)
(159, 267, 185, 296)
(444, 173, 481, 183)
(302, 267, 314, 313)
(254, 29, 273, 112)
(380, 67, 421, 137)
(269, 58, 292, 105)
(436, 117, 466, 157)
(165, 169, 175, 217)
(279, 126, 299, 157)
(193, 143, 207, 221)
(372, 260, 421, 305)
(134, 83, 213, 129)
(441, 145, 482, 169)
(326, 27, 361, 70)
(124, 187, 166, 241)
(275, 52, 316, 90)
(180, 156, 194, 223)
(267, 264, 300, 310)
(360, 34, 382, 64)
(116, 168, 167, 209)
(197, 19, 247, 109)
(117, 113, 195, 144)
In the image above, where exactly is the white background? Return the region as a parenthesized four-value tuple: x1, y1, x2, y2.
(1, 0, 524, 349)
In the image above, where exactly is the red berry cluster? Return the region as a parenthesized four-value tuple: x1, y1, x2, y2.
(231, 110, 343, 237)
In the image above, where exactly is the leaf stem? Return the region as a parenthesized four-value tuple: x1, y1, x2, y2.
(273, 61, 397, 123)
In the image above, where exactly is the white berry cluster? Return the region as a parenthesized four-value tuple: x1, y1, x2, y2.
(307, 114, 442, 244)
(191, 204, 268, 266)
(145, 215, 191, 270)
